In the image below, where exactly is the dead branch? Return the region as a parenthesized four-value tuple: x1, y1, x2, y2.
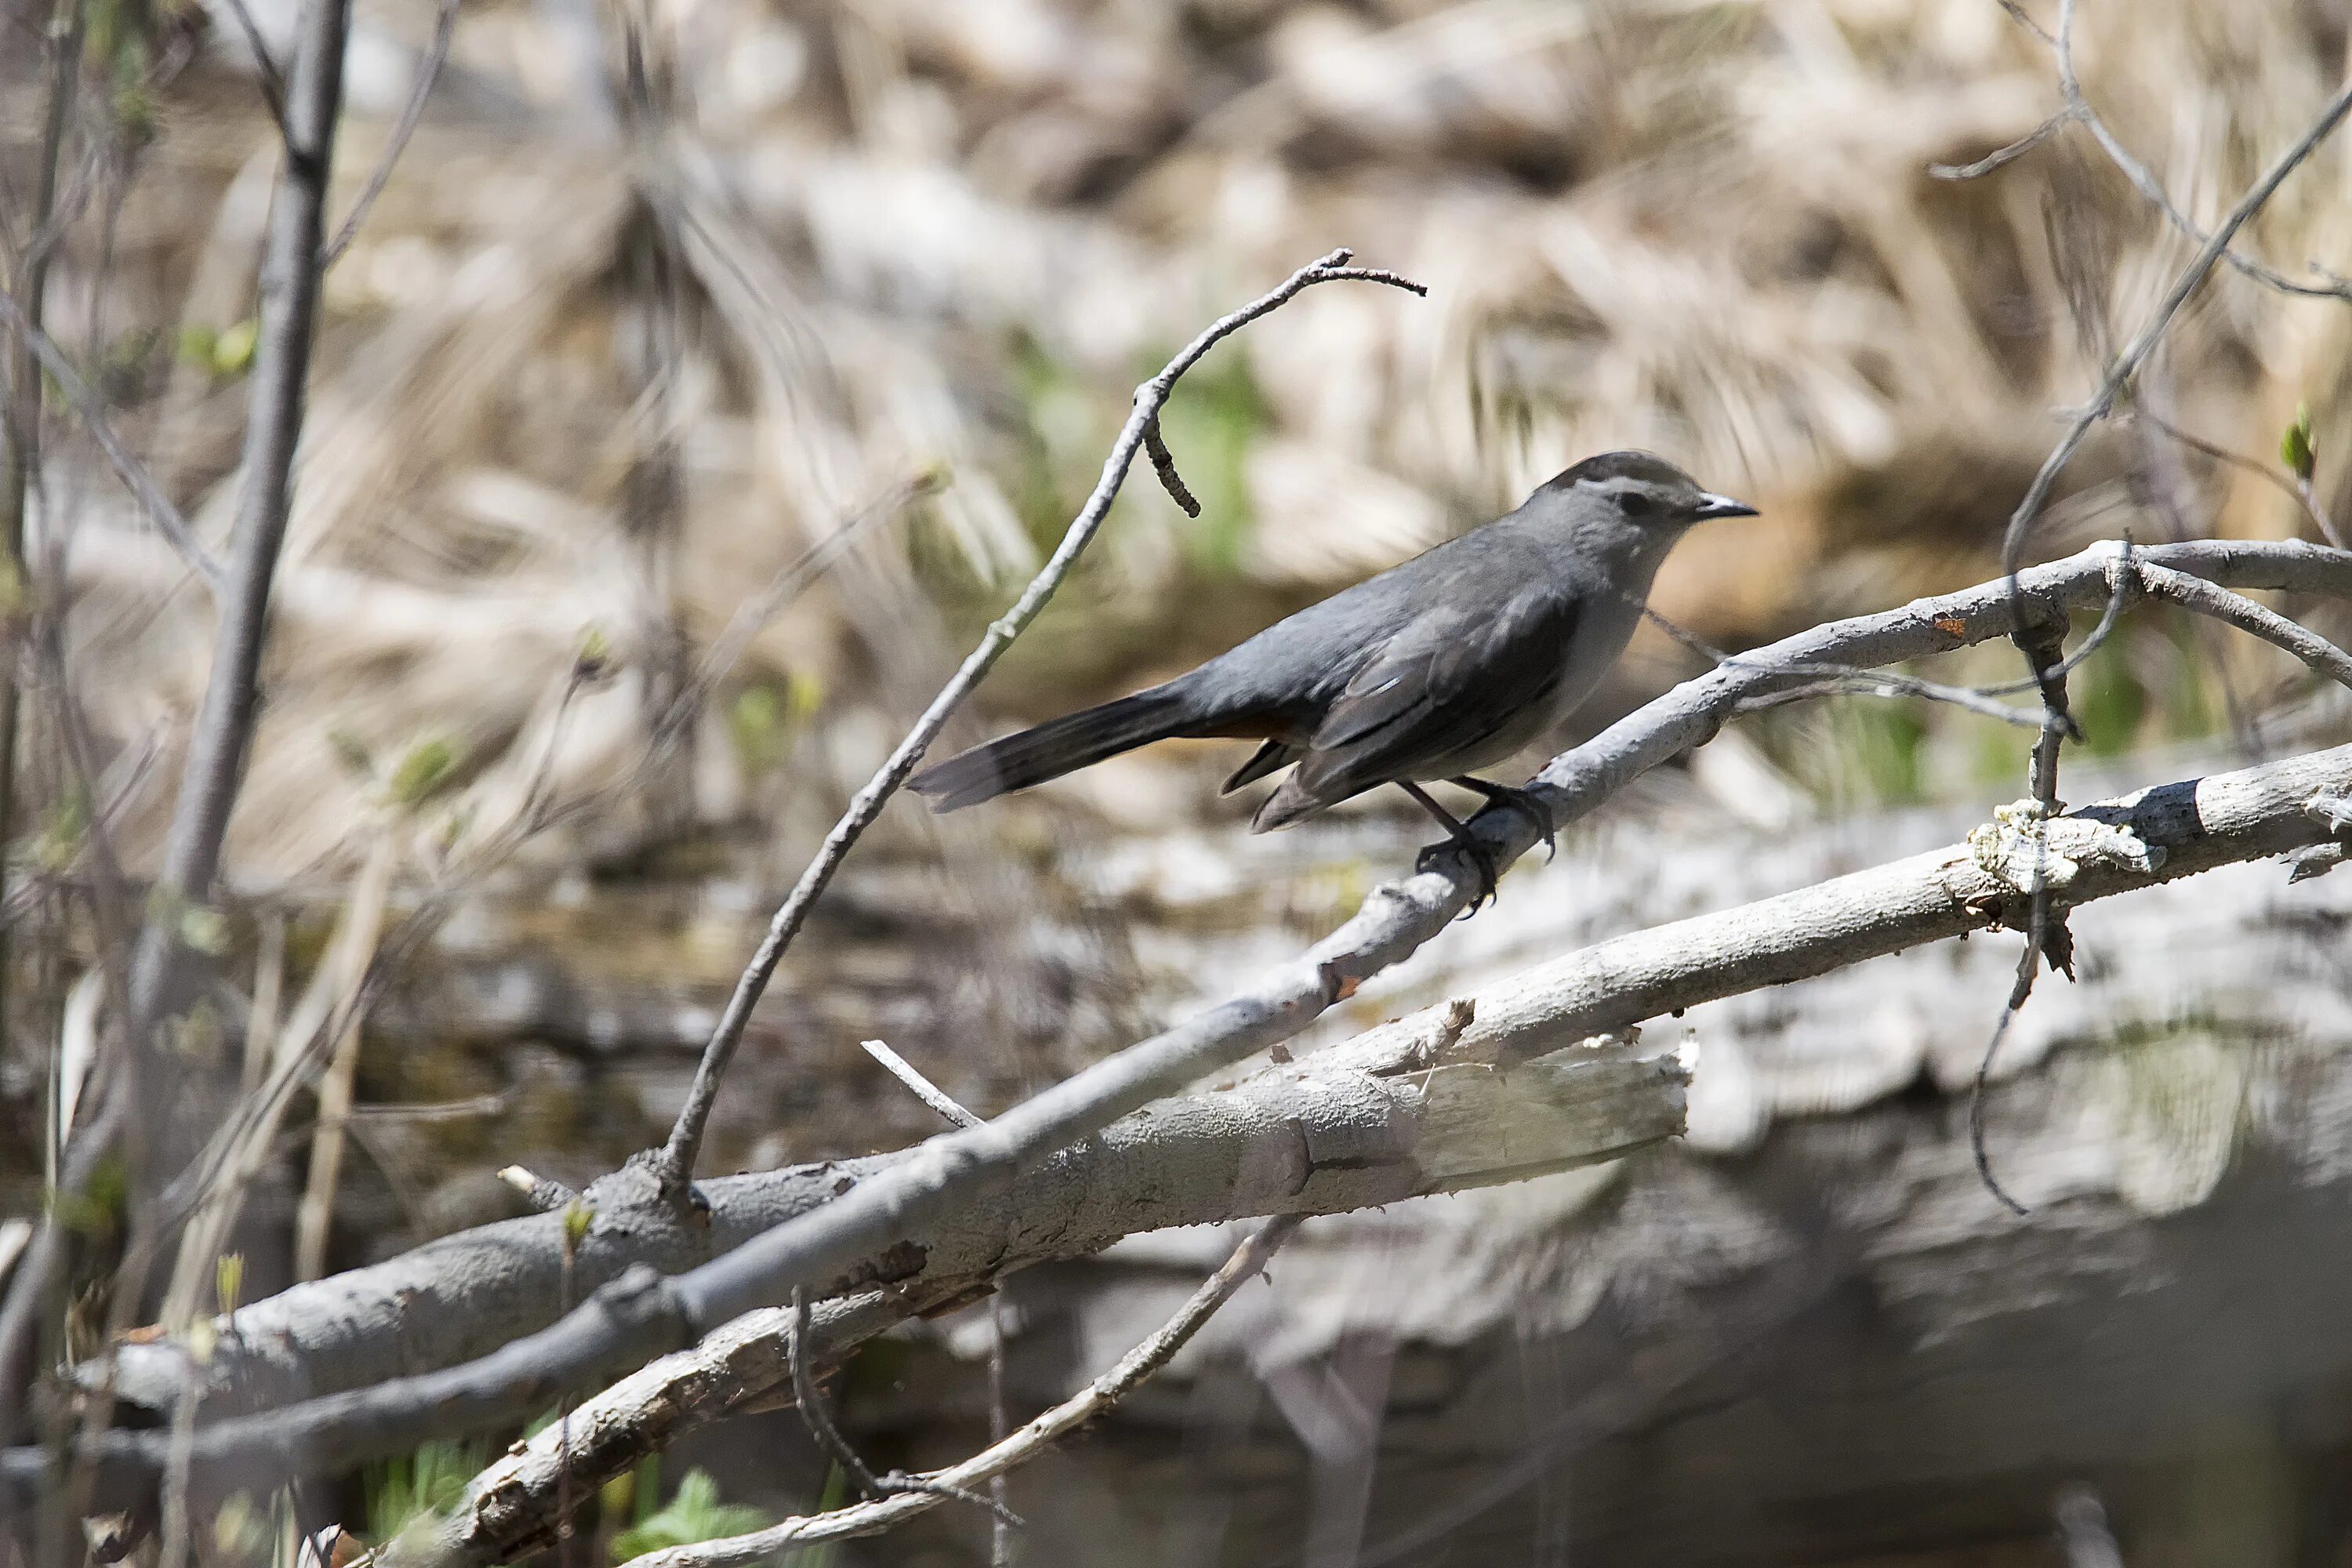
(2131, 562, 2352, 689)
(20, 720, 2352, 1522)
(100, 1018, 1684, 1425)
(60, 539, 2352, 1427)
(861, 1039, 985, 1129)
(621, 1219, 1298, 1568)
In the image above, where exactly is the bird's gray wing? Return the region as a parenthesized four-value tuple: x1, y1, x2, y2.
(1284, 583, 1579, 807)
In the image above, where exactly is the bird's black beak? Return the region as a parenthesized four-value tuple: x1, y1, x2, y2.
(1693, 492, 1760, 521)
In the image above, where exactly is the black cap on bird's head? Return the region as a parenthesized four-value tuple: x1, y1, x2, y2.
(1541, 449, 1759, 527)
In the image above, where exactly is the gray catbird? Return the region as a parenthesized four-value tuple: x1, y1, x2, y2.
(911, 450, 1756, 891)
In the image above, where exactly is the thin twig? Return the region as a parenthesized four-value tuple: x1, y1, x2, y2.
(319, 0, 463, 269)
(498, 1166, 583, 1213)
(1970, 965, 2034, 1216)
(0, 291, 224, 588)
(1966, 614, 2072, 1213)
(646, 472, 941, 759)
(787, 1287, 1018, 1526)
(654, 250, 1426, 1194)
(1929, 111, 2071, 181)
(1731, 677, 2042, 726)
(989, 1292, 1011, 1568)
(2128, 407, 2345, 549)
(1647, 610, 2047, 727)
(2043, 0, 2352, 305)
(632, 1219, 1301, 1568)
(860, 1039, 983, 1130)
(212, 0, 290, 132)
(1995, 0, 2055, 46)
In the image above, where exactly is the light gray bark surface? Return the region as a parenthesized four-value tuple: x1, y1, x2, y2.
(105, 1019, 1682, 1418)
(862, 746, 2352, 1566)
(95, 734, 2352, 1434)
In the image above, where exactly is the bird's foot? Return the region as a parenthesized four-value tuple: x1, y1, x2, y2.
(1451, 778, 1558, 862)
(1417, 832, 1501, 913)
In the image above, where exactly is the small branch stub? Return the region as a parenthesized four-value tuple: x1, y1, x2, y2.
(861, 1040, 983, 1130)
(499, 1167, 583, 1214)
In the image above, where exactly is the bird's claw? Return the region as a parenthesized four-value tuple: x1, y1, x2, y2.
(1417, 836, 1501, 913)
(1453, 779, 1558, 863)
(1508, 793, 1559, 862)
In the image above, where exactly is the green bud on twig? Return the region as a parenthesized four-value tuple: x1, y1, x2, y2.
(2282, 402, 2318, 483)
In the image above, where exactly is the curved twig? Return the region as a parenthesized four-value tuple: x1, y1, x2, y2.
(319, 0, 463, 269)
(2132, 560, 2352, 691)
(654, 249, 1427, 1193)
(629, 1218, 1300, 1568)
(0, 292, 225, 590)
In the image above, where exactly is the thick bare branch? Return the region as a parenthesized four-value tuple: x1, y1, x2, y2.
(53, 730, 2352, 1541)
(22, 711, 2352, 1519)
(58, 540, 2352, 1423)
(1312, 740, 2352, 1077)
(102, 1020, 1684, 1424)
(124, 0, 353, 1026)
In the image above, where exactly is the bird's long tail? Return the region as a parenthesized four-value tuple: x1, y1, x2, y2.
(909, 685, 1196, 811)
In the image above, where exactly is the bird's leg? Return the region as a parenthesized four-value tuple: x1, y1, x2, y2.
(1449, 777, 1558, 862)
(1398, 782, 1501, 909)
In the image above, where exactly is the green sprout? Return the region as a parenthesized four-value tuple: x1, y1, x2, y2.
(2282, 402, 2317, 483)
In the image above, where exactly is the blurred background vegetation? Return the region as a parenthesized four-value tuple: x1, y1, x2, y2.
(10, 0, 2352, 1562)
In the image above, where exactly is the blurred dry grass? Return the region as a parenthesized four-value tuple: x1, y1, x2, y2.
(14, 0, 2352, 887)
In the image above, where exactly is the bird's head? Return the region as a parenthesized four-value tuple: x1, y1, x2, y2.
(1539, 450, 1758, 532)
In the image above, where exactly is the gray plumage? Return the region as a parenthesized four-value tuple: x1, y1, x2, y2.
(910, 450, 1755, 840)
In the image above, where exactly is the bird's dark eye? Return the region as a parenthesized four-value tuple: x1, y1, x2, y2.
(1617, 490, 1656, 519)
